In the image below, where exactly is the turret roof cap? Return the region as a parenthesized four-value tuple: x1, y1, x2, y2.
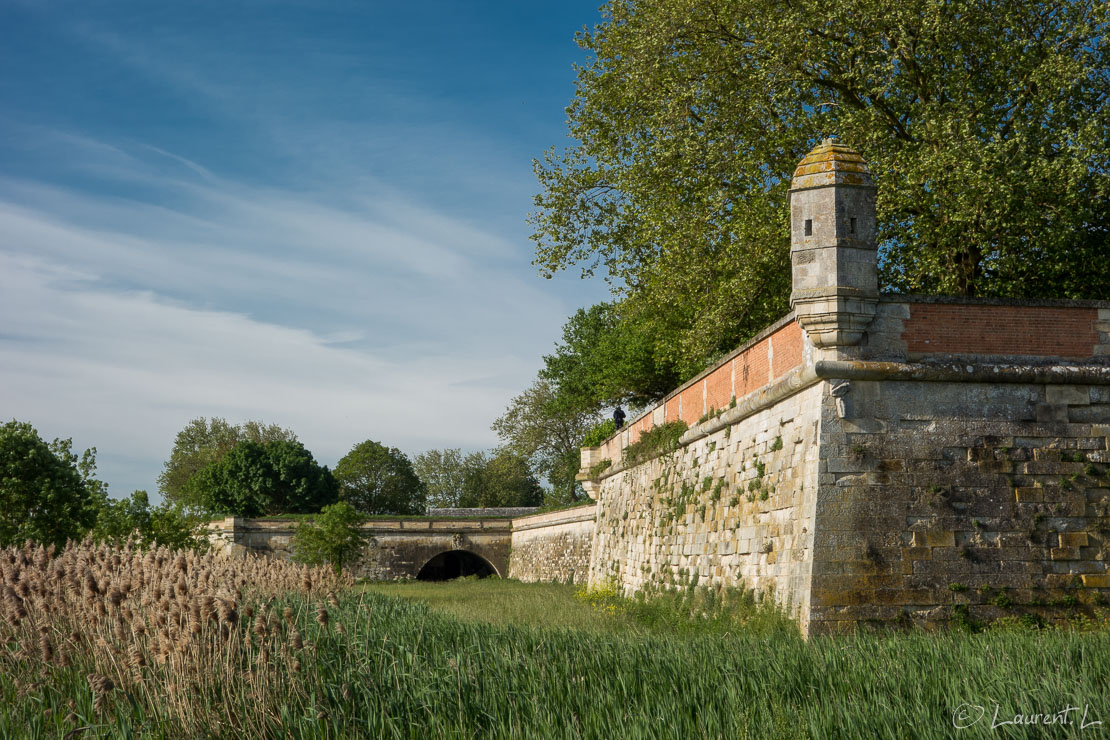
(791, 137, 873, 189)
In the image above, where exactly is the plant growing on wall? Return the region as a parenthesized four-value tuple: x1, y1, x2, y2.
(622, 421, 689, 466)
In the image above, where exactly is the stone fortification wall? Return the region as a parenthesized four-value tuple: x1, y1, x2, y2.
(508, 505, 597, 585)
(590, 382, 822, 629)
(583, 321, 1110, 634)
(577, 139, 1110, 635)
(812, 368, 1110, 633)
(582, 315, 806, 483)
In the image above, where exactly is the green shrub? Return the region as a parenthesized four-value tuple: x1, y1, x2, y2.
(622, 421, 688, 465)
(582, 419, 617, 447)
(293, 501, 369, 574)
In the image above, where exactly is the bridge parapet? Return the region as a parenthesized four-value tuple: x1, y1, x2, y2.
(207, 516, 512, 580)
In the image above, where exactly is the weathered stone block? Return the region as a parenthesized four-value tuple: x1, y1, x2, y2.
(1046, 385, 1090, 406)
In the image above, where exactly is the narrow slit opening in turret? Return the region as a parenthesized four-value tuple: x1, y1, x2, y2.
(804, 219, 813, 236)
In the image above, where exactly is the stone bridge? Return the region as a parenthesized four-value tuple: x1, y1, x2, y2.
(208, 514, 518, 580)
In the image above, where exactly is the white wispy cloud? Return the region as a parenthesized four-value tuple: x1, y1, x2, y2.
(0, 132, 584, 497)
(0, 4, 608, 498)
(0, 247, 544, 497)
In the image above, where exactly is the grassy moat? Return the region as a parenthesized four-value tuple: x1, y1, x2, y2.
(3, 543, 1108, 739)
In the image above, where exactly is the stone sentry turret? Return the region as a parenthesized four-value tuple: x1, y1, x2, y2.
(788, 137, 878, 350)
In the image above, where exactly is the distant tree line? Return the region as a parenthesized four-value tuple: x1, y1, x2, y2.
(158, 418, 544, 518)
(0, 416, 547, 557)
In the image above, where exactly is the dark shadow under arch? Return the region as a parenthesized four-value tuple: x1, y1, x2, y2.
(416, 550, 497, 581)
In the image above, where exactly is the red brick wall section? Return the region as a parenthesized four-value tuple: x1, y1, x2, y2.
(679, 383, 703, 427)
(902, 304, 1098, 358)
(599, 318, 806, 458)
(665, 398, 681, 424)
(735, 337, 769, 399)
(705, 362, 733, 414)
(770, 321, 804, 379)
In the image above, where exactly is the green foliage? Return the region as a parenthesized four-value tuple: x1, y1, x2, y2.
(621, 421, 688, 465)
(194, 440, 338, 517)
(293, 501, 369, 574)
(491, 378, 600, 503)
(412, 448, 467, 509)
(334, 440, 425, 516)
(90, 490, 210, 552)
(0, 420, 101, 549)
(159, 417, 298, 507)
(587, 458, 612, 479)
(581, 419, 617, 448)
(532, 0, 1110, 375)
(576, 579, 796, 638)
(459, 450, 544, 508)
(711, 478, 726, 501)
(539, 302, 684, 410)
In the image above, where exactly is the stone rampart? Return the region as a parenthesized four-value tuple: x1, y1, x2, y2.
(508, 505, 596, 585)
(576, 138, 1110, 635)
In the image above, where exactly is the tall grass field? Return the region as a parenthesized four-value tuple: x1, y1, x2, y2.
(2, 541, 1107, 738)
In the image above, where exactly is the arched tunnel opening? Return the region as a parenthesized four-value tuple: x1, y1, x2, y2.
(416, 550, 497, 581)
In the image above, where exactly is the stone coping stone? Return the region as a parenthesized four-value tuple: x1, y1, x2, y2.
(512, 505, 597, 531)
(885, 294, 1110, 309)
(427, 507, 539, 518)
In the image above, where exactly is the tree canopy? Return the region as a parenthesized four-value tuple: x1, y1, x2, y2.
(533, 0, 1110, 375)
(0, 420, 102, 549)
(91, 490, 210, 552)
(159, 417, 298, 508)
(414, 448, 546, 508)
(334, 440, 426, 516)
(192, 440, 338, 517)
(459, 450, 545, 509)
(492, 379, 601, 504)
(412, 448, 469, 509)
(293, 501, 369, 574)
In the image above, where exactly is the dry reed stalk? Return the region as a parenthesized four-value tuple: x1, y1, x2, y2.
(1, 536, 351, 734)
(87, 673, 114, 713)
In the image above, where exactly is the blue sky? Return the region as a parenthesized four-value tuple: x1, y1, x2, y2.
(0, 0, 611, 499)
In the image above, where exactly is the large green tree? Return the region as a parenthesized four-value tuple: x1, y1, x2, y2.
(492, 379, 602, 504)
(0, 420, 102, 548)
(459, 450, 544, 509)
(334, 441, 426, 515)
(192, 440, 338, 517)
(412, 448, 468, 509)
(159, 417, 298, 508)
(533, 0, 1110, 372)
(91, 490, 210, 552)
(539, 302, 683, 409)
